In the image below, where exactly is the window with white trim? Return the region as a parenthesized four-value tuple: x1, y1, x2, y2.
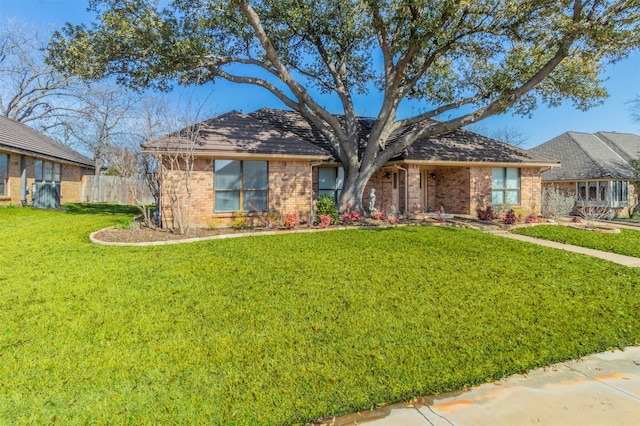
(492, 167, 520, 205)
(214, 160, 268, 212)
(0, 153, 8, 196)
(578, 180, 629, 207)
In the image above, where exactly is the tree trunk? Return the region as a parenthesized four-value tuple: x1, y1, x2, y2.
(338, 165, 376, 214)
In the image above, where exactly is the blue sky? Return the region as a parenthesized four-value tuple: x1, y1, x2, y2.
(1, 0, 639, 148)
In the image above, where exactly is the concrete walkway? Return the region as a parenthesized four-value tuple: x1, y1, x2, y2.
(488, 230, 640, 267)
(319, 346, 640, 426)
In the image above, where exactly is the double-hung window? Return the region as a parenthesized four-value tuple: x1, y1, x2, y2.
(34, 160, 61, 183)
(214, 160, 268, 212)
(0, 153, 8, 196)
(318, 167, 344, 201)
(492, 167, 520, 205)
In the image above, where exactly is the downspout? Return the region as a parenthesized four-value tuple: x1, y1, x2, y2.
(310, 160, 324, 225)
(394, 164, 408, 214)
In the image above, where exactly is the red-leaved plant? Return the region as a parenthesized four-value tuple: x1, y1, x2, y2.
(477, 206, 496, 221)
(525, 213, 540, 224)
(283, 213, 299, 229)
(342, 210, 363, 224)
(502, 209, 517, 224)
(318, 214, 332, 228)
(373, 211, 387, 221)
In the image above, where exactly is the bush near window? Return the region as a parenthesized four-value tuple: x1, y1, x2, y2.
(317, 214, 332, 228)
(283, 212, 299, 229)
(477, 206, 496, 221)
(314, 195, 340, 224)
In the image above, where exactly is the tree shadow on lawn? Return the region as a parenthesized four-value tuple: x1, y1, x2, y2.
(63, 203, 141, 216)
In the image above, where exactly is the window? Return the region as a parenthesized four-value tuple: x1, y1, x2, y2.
(214, 160, 268, 212)
(34, 160, 60, 183)
(492, 167, 520, 205)
(611, 181, 629, 207)
(0, 153, 8, 196)
(318, 167, 344, 201)
(576, 180, 628, 207)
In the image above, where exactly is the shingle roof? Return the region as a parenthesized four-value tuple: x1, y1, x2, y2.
(403, 127, 559, 164)
(146, 107, 559, 166)
(252, 108, 558, 165)
(530, 131, 640, 181)
(143, 110, 330, 159)
(0, 115, 94, 168)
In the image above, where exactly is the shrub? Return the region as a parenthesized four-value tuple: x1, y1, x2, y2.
(314, 195, 339, 225)
(114, 218, 132, 229)
(571, 216, 583, 223)
(232, 211, 248, 229)
(317, 214, 332, 228)
(388, 215, 398, 225)
(477, 206, 496, 221)
(205, 216, 224, 230)
(525, 213, 541, 224)
(341, 210, 363, 225)
(503, 209, 517, 224)
(541, 184, 575, 218)
(283, 213, 299, 229)
(373, 211, 387, 221)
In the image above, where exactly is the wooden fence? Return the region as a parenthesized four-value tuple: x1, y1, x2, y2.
(81, 175, 154, 205)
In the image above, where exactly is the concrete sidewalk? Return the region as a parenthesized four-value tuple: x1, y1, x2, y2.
(488, 230, 640, 267)
(319, 346, 640, 426)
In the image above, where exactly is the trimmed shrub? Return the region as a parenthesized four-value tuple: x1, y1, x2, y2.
(283, 213, 299, 229)
(477, 206, 496, 221)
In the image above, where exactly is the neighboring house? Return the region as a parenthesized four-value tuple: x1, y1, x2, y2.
(143, 108, 559, 228)
(530, 131, 640, 218)
(0, 116, 94, 207)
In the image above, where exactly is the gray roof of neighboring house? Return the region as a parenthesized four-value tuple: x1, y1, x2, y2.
(142, 110, 330, 159)
(530, 131, 640, 181)
(145, 107, 559, 166)
(0, 115, 94, 168)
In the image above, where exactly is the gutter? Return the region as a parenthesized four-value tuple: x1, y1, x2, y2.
(310, 160, 324, 224)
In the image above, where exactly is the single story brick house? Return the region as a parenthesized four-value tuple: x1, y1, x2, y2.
(0, 116, 94, 207)
(530, 131, 640, 218)
(144, 108, 559, 228)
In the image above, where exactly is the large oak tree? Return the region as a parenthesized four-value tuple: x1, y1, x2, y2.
(48, 0, 640, 211)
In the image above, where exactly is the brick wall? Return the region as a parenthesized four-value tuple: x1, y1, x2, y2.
(434, 166, 545, 216)
(269, 160, 313, 223)
(161, 158, 313, 228)
(435, 167, 471, 214)
(0, 151, 92, 206)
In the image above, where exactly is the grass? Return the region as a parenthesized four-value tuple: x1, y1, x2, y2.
(513, 224, 640, 258)
(1, 205, 639, 424)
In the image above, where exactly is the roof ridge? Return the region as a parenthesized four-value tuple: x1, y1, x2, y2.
(570, 133, 617, 179)
(595, 131, 635, 163)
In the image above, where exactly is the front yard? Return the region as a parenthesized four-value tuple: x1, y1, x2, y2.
(1, 205, 639, 424)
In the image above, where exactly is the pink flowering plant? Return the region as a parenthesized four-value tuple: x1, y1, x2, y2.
(317, 214, 332, 228)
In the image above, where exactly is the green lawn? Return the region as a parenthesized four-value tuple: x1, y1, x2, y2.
(513, 224, 640, 258)
(1, 205, 639, 425)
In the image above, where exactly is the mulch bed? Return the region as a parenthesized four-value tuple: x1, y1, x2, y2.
(94, 225, 260, 244)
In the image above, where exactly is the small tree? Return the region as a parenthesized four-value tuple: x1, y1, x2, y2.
(141, 98, 214, 234)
